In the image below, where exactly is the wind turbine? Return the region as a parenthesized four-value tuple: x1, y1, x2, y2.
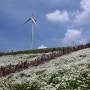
(23, 12, 39, 50)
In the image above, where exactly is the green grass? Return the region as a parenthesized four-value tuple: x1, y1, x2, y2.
(0, 80, 41, 90)
(0, 47, 70, 56)
(19, 73, 31, 78)
(27, 55, 37, 59)
(35, 70, 46, 75)
(10, 82, 41, 90)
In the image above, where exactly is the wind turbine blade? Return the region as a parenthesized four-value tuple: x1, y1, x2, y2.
(23, 17, 31, 25)
(32, 10, 34, 17)
(34, 21, 39, 29)
(31, 1, 37, 17)
(31, 18, 39, 29)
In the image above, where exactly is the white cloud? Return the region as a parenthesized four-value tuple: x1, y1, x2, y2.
(46, 10, 70, 22)
(74, 0, 90, 24)
(80, 0, 90, 10)
(62, 29, 88, 46)
(38, 45, 47, 49)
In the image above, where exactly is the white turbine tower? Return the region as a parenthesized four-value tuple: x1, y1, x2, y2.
(23, 13, 39, 50)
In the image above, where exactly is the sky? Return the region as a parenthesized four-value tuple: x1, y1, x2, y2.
(0, 0, 90, 52)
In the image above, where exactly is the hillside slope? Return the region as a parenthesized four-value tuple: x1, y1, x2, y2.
(0, 48, 90, 90)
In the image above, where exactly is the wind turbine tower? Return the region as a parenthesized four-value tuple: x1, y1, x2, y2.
(23, 13, 39, 50)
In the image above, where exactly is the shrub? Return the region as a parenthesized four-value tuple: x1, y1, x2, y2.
(79, 54, 86, 57)
(19, 73, 26, 78)
(47, 74, 58, 84)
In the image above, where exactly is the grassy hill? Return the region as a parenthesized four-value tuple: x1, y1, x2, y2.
(0, 47, 69, 56)
(0, 48, 90, 90)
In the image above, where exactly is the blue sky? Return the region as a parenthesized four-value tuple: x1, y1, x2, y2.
(0, 0, 90, 52)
